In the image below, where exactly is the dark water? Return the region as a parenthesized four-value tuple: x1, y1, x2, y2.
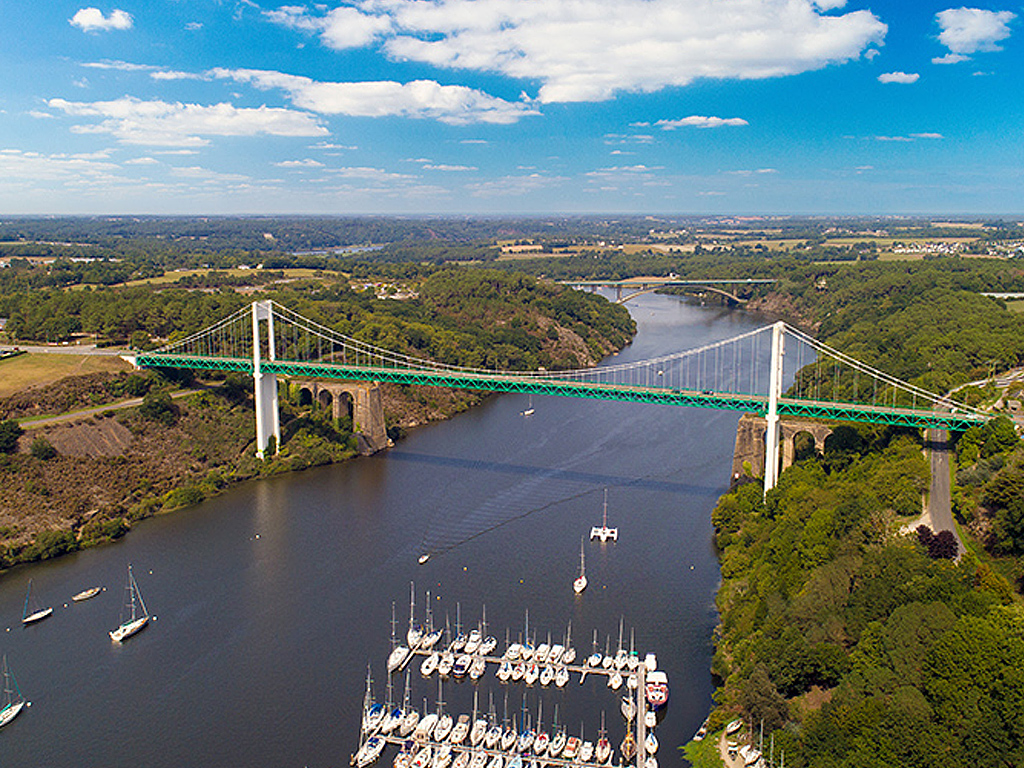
(0, 294, 768, 767)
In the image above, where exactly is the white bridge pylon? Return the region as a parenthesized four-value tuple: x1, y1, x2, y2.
(252, 300, 280, 458)
(139, 301, 987, 485)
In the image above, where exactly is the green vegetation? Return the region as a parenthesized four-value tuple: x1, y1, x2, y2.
(710, 424, 1023, 767)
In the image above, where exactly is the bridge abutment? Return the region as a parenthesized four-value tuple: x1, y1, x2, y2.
(731, 414, 834, 489)
(293, 379, 391, 455)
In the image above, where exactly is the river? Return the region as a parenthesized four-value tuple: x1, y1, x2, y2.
(0, 294, 769, 767)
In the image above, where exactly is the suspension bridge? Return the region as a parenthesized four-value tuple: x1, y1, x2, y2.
(129, 300, 988, 491)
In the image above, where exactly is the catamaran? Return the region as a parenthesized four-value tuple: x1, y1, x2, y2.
(0, 656, 26, 728)
(109, 564, 150, 642)
(589, 489, 618, 542)
(573, 537, 587, 594)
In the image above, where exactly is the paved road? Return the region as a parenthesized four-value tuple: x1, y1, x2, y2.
(925, 427, 964, 555)
(1, 343, 129, 357)
(17, 389, 201, 429)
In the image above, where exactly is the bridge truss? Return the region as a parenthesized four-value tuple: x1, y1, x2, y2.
(133, 300, 988, 486)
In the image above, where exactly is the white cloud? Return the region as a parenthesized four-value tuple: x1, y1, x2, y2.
(874, 135, 914, 142)
(82, 60, 153, 72)
(267, 0, 886, 104)
(124, 156, 160, 165)
(311, 141, 358, 150)
(185, 22, 203, 31)
(935, 8, 1015, 61)
(878, 71, 919, 84)
(0, 148, 122, 182)
(275, 158, 325, 167)
(47, 96, 328, 146)
(932, 52, 969, 64)
(28, 110, 56, 119)
(423, 164, 477, 171)
(213, 68, 539, 125)
(70, 8, 133, 32)
(151, 70, 206, 81)
(911, 132, 943, 139)
(727, 168, 778, 175)
(656, 116, 749, 129)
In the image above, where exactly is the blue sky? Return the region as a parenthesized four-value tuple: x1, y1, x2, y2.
(0, 1, 1020, 215)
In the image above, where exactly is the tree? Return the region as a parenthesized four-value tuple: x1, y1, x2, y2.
(0, 420, 23, 453)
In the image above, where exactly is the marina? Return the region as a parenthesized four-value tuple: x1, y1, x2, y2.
(357, 594, 668, 768)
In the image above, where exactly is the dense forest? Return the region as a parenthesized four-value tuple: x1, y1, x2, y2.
(706, 419, 1024, 767)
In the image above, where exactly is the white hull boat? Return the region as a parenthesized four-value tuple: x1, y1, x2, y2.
(109, 564, 150, 643)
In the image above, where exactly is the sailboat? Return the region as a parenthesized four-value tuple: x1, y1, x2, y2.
(0, 656, 26, 728)
(109, 564, 150, 642)
(590, 489, 618, 542)
(22, 579, 53, 625)
(522, 395, 534, 417)
(573, 537, 587, 594)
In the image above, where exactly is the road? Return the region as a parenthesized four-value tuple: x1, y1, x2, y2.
(0, 343, 129, 357)
(17, 389, 201, 429)
(925, 427, 963, 555)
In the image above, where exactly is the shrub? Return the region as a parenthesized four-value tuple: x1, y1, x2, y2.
(30, 437, 57, 460)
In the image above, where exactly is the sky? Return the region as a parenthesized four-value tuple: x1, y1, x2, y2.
(0, 1, 1021, 216)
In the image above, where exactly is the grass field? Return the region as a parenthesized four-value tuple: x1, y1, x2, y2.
(114, 267, 334, 288)
(0, 353, 130, 397)
(1004, 300, 1024, 313)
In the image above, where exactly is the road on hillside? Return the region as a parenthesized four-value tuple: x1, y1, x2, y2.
(926, 427, 964, 556)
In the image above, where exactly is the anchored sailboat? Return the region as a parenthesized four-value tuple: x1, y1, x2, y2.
(573, 537, 587, 594)
(0, 656, 26, 728)
(109, 564, 150, 643)
(22, 579, 53, 625)
(590, 489, 618, 542)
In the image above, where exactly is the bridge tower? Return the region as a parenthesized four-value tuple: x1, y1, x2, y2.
(252, 300, 281, 458)
(763, 321, 785, 495)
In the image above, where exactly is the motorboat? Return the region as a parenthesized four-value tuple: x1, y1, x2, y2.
(607, 670, 623, 690)
(479, 636, 498, 656)
(548, 644, 564, 665)
(562, 736, 580, 760)
(523, 662, 539, 686)
(410, 744, 433, 768)
(644, 671, 670, 711)
(72, 586, 102, 602)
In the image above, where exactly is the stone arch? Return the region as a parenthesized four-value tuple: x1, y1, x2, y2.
(731, 414, 834, 484)
(316, 389, 334, 410)
(297, 386, 313, 407)
(289, 379, 390, 454)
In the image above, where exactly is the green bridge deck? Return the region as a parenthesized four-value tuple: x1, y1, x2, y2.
(135, 352, 988, 432)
